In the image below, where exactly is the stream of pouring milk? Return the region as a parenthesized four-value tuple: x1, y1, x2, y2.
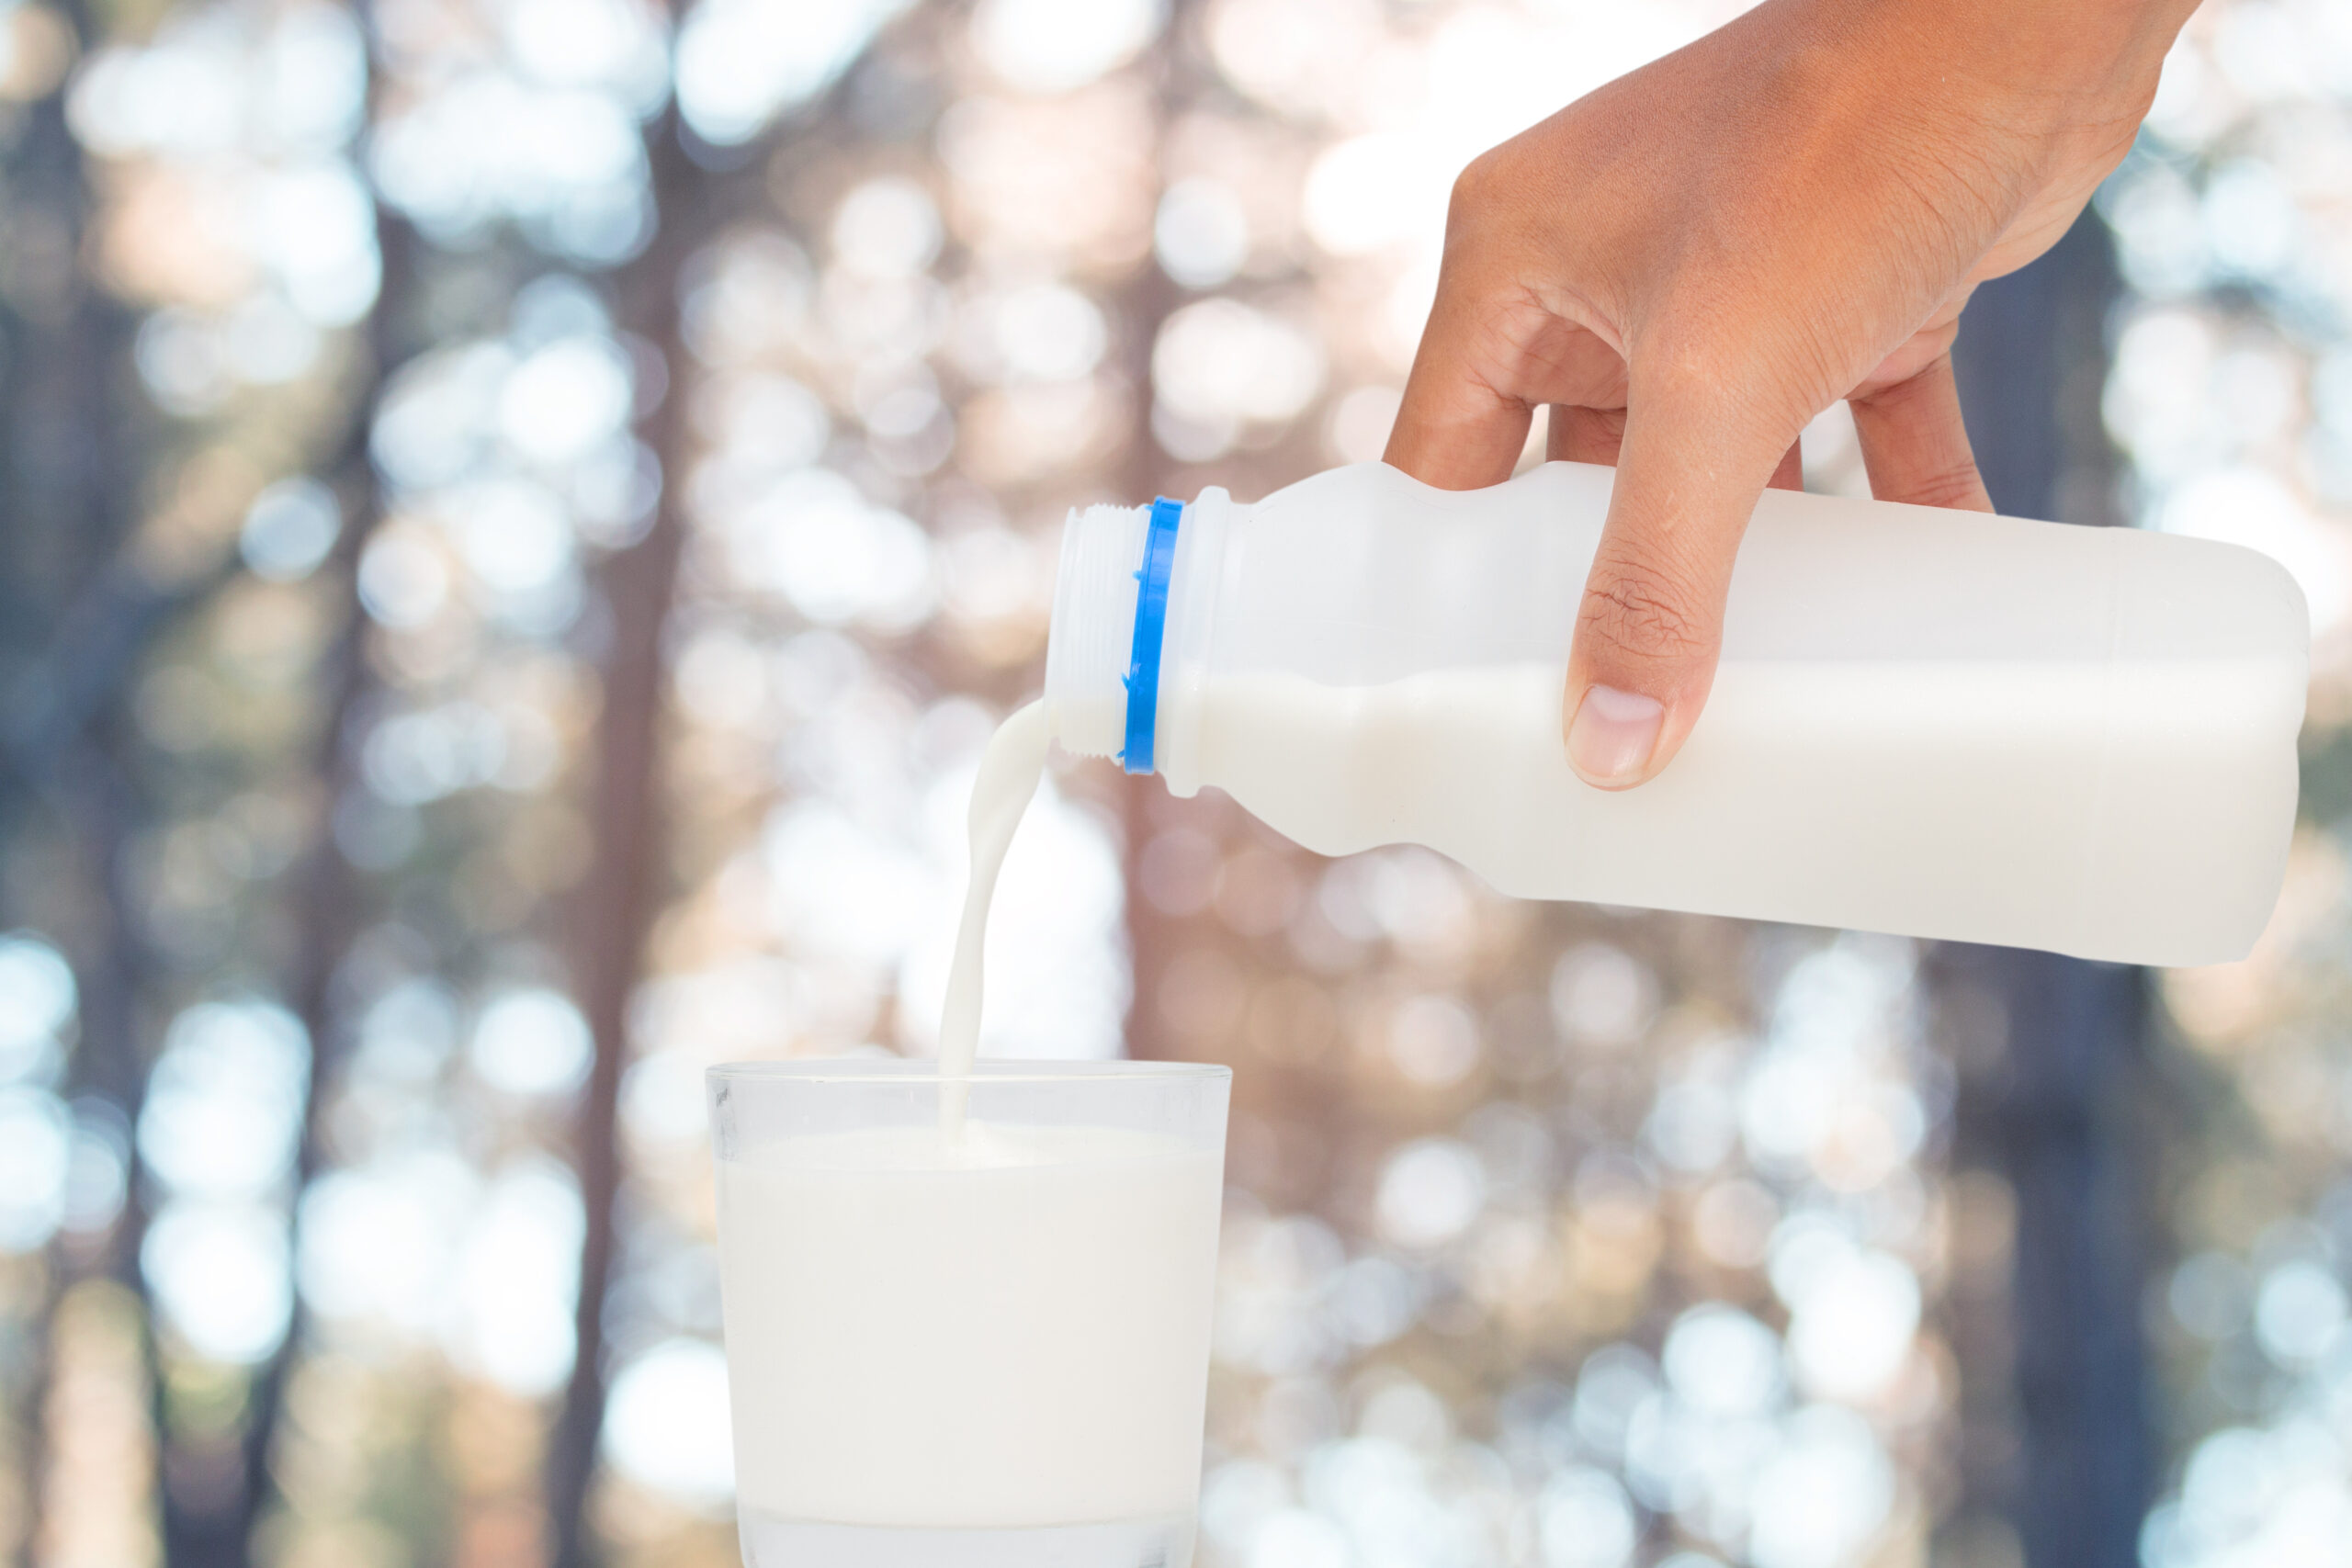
(717, 703, 1222, 1551)
(936, 700, 1050, 1134)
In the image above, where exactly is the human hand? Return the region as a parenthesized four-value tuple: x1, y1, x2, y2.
(1385, 0, 2195, 788)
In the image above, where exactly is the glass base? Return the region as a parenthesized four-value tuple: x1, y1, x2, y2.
(738, 1508, 1194, 1568)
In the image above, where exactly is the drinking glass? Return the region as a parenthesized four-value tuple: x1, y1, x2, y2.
(708, 1058, 1231, 1568)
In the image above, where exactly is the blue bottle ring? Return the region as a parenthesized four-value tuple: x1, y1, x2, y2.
(1120, 497, 1184, 774)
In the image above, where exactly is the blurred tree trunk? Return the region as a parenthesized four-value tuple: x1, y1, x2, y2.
(0, 0, 161, 1557)
(123, 1, 430, 1555)
(33, 740, 162, 1564)
(220, 199, 421, 1567)
(1115, 310, 1183, 1066)
(544, 97, 716, 1568)
(1114, 2, 1196, 1067)
(1944, 209, 2154, 1568)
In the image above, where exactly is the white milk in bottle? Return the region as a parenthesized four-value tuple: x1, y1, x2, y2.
(1034, 461, 2308, 966)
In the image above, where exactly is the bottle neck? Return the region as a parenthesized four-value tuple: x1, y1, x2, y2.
(1043, 486, 1230, 772)
(1119, 497, 1186, 774)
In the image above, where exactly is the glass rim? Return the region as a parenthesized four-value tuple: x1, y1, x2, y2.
(706, 1056, 1232, 1087)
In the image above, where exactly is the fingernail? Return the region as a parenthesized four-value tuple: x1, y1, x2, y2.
(1567, 684, 1664, 787)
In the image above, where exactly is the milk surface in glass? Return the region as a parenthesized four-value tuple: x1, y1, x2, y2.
(712, 1060, 1227, 1568)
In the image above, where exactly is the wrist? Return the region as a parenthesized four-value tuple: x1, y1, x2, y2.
(1792, 0, 2190, 126)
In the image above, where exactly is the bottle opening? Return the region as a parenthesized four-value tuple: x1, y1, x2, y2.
(1046, 502, 1150, 759)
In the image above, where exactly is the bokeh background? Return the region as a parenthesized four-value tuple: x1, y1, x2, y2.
(1, 1, 2349, 1566)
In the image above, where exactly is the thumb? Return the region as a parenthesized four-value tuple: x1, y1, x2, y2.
(1564, 367, 1797, 789)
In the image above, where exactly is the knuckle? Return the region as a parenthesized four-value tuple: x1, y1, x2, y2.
(1447, 147, 1512, 228)
(1634, 312, 1813, 429)
(1448, 131, 1551, 233)
(1578, 554, 1713, 663)
(1898, 462, 1988, 511)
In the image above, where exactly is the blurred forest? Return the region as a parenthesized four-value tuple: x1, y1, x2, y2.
(0, 2, 2349, 1568)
